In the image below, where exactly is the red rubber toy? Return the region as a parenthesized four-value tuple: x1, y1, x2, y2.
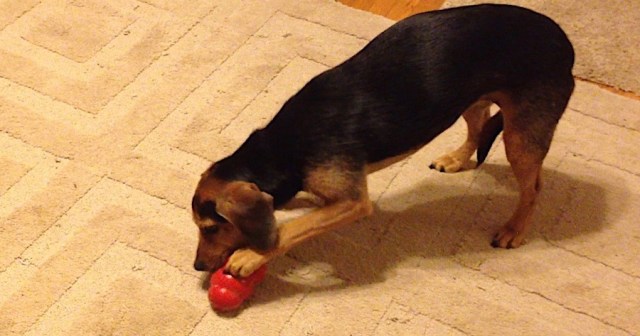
(208, 264, 268, 312)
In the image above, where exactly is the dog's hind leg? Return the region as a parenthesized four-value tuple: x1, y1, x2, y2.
(430, 100, 492, 173)
(491, 131, 544, 248)
(491, 80, 573, 248)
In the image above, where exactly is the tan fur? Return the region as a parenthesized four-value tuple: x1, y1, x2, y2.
(194, 222, 246, 270)
(304, 159, 364, 202)
(430, 100, 492, 172)
(216, 182, 271, 224)
(226, 172, 373, 277)
(491, 112, 544, 248)
(192, 179, 276, 271)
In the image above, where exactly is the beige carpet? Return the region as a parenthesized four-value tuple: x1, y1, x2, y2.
(1, 0, 639, 335)
(444, 0, 640, 94)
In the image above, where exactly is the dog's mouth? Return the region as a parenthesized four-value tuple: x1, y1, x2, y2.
(195, 253, 227, 273)
(206, 258, 223, 273)
(210, 252, 234, 272)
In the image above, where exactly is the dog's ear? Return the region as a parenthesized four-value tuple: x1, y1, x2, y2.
(216, 181, 278, 251)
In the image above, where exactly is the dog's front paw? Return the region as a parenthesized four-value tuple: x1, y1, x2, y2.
(226, 248, 269, 278)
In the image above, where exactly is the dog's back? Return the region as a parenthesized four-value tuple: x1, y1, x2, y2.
(213, 4, 574, 206)
(268, 4, 573, 163)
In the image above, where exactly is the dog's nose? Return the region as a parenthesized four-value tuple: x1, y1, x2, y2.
(193, 260, 208, 271)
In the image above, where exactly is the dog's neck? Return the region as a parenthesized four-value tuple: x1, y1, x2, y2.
(213, 130, 304, 208)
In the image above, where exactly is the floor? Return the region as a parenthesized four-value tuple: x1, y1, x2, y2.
(338, 0, 444, 19)
(1, 0, 639, 335)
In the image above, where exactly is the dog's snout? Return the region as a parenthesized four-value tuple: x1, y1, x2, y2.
(193, 260, 208, 271)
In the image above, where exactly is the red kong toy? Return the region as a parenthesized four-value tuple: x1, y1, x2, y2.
(208, 264, 268, 311)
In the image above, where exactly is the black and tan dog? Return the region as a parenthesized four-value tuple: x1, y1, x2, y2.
(191, 4, 575, 277)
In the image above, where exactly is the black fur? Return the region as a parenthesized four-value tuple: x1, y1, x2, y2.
(210, 4, 575, 206)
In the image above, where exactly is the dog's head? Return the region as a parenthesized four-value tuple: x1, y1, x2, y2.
(191, 171, 277, 272)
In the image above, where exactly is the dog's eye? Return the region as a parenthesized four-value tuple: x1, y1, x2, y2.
(202, 225, 220, 235)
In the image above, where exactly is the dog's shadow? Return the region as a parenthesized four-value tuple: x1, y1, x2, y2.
(240, 162, 626, 308)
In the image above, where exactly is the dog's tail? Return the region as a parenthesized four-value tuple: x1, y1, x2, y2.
(476, 111, 504, 166)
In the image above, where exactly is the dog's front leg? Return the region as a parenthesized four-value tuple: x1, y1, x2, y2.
(226, 198, 373, 277)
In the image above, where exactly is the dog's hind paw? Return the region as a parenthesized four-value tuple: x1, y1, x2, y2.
(491, 226, 526, 249)
(429, 154, 466, 173)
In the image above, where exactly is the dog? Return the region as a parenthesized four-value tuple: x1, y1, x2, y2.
(191, 4, 575, 277)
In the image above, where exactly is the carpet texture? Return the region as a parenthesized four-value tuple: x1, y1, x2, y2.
(444, 0, 640, 94)
(1, 0, 639, 335)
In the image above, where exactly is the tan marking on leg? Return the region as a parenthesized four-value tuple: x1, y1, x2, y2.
(303, 159, 364, 202)
(492, 125, 543, 248)
(430, 100, 492, 173)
